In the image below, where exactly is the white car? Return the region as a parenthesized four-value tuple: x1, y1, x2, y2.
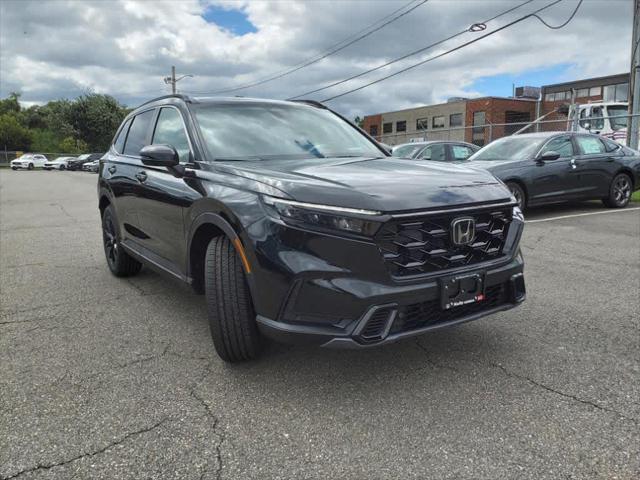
(10, 154, 48, 170)
(43, 156, 75, 171)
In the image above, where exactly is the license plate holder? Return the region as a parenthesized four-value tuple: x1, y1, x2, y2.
(440, 273, 485, 310)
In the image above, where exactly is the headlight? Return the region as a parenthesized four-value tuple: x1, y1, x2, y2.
(261, 196, 381, 236)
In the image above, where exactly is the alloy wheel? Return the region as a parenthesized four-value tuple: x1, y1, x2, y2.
(103, 213, 119, 268)
(613, 175, 631, 206)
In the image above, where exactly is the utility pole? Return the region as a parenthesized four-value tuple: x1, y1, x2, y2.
(628, 0, 640, 149)
(164, 66, 193, 95)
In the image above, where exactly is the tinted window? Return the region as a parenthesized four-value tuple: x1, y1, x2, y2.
(451, 144, 475, 160)
(601, 137, 622, 152)
(576, 136, 606, 155)
(113, 118, 131, 154)
(152, 108, 191, 163)
(541, 136, 574, 158)
(123, 109, 155, 156)
(396, 120, 406, 132)
(419, 143, 446, 161)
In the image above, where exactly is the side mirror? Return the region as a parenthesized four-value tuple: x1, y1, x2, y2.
(537, 150, 561, 162)
(582, 122, 591, 131)
(140, 144, 179, 168)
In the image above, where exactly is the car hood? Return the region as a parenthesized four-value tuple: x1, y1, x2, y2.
(211, 157, 511, 212)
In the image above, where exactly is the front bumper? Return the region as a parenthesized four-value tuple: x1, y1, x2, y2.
(255, 254, 525, 348)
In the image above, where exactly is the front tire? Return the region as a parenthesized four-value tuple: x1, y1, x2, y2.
(506, 181, 526, 210)
(28, 163, 34, 170)
(59, 164, 65, 171)
(101, 205, 142, 277)
(205, 236, 261, 362)
(602, 173, 632, 208)
(11, 167, 17, 170)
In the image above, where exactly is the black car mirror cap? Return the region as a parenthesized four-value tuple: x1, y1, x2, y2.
(537, 150, 561, 162)
(140, 144, 180, 168)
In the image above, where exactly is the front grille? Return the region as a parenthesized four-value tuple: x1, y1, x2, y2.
(376, 207, 512, 277)
(390, 283, 508, 334)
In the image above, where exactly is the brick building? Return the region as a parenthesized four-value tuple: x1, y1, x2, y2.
(464, 97, 537, 146)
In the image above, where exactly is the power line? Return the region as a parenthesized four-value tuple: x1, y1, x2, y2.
(532, 0, 583, 29)
(288, 0, 536, 100)
(321, 0, 581, 102)
(185, 0, 429, 95)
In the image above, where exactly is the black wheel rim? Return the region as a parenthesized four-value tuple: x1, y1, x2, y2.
(510, 185, 524, 209)
(613, 176, 631, 205)
(103, 213, 118, 268)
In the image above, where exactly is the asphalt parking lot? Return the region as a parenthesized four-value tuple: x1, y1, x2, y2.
(1, 170, 639, 480)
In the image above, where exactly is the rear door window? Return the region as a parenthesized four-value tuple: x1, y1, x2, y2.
(576, 136, 606, 155)
(123, 109, 155, 157)
(451, 144, 475, 160)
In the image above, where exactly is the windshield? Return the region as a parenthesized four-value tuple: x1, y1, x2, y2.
(392, 144, 422, 158)
(607, 105, 628, 131)
(470, 136, 545, 161)
(17, 154, 34, 160)
(77, 154, 90, 160)
(193, 103, 383, 161)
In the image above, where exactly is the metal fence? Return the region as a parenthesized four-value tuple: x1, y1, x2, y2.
(373, 113, 640, 147)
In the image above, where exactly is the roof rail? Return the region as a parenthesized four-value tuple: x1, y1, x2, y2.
(291, 99, 327, 109)
(136, 93, 192, 109)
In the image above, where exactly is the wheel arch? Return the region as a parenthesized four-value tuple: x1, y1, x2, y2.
(614, 167, 636, 189)
(187, 212, 244, 294)
(504, 178, 528, 206)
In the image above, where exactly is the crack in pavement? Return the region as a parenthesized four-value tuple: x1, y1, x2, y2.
(189, 364, 225, 480)
(0, 418, 168, 480)
(414, 340, 638, 424)
(491, 363, 639, 425)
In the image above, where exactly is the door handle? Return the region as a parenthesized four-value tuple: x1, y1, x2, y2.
(108, 165, 116, 174)
(570, 159, 577, 169)
(135, 171, 148, 183)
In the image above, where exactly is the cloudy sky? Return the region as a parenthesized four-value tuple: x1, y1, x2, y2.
(0, 0, 633, 119)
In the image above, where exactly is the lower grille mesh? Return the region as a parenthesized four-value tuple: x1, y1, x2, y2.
(390, 283, 508, 334)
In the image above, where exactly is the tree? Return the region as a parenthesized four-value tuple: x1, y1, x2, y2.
(67, 94, 128, 151)
(0, 113, 32, 151)
(0, 92, 21, 116)
(59, 136, 88, 154)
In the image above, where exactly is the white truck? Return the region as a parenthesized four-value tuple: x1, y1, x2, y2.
(567, 102, 629, 144)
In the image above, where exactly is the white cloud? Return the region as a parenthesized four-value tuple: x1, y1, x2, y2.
(0, 0, 633, 119)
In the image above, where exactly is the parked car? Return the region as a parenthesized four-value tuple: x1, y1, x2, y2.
(468, 132, 640, 210)
(392, 141, 480, 162)
(82, 159, 100, 173)
(10, 154, 48, 170)
(99, 95, 526, 362)
(43, 156, 75, 170)
(67, 153, 103, 170)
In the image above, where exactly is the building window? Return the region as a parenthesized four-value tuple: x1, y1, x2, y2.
(604, 83, 629, 102)
(449, 113, 463, 127)
(396, 120, 406, 132)
(369, 125, 378, 136)
(472, 111, 485, 134)
(432, 116, 445, 128)
(416, 118, 428, 131)
(576, 88, 589, 98)
(383, 122, 392, 134)
(544, 93, 554, 102)
(589, 86, 601, 97)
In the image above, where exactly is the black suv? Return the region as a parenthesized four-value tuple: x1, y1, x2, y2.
(98, 95, 526, 362)
(68, 152, 104, 170)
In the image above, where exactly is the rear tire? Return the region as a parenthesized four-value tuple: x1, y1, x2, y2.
(506, 181, 526, 210)
(11, 167, 17, 170)
(602, 173, 632, 208)
(60, 164, 65, 171)
(205, 236, 261, 362)
(101, 205, 142, 277)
